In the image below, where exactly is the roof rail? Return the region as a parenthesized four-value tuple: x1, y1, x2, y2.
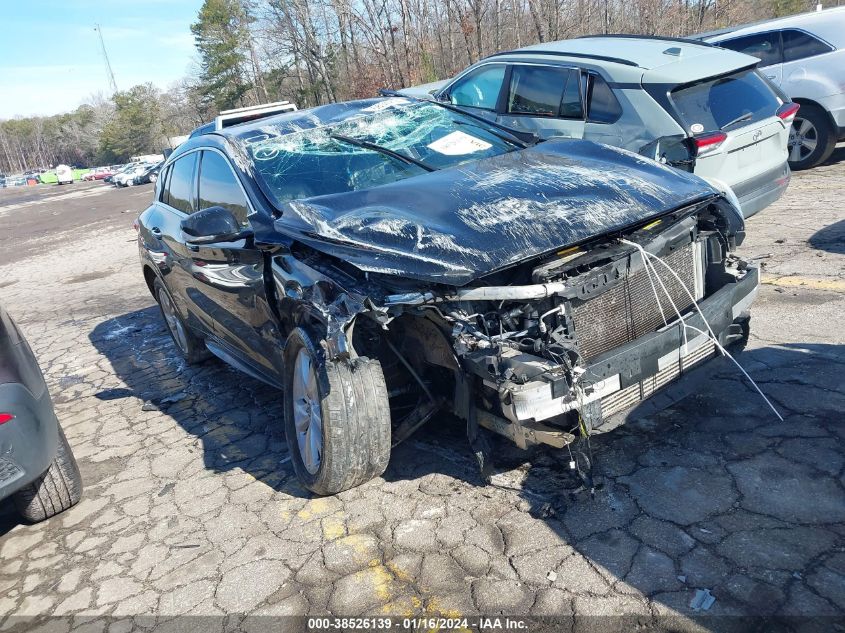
(576, 34, 715, 47)
(485, 49, 639, 67)
(214, 101, 298, 130)
(692, 27, 737, 40)
(188, 122, 215, 139)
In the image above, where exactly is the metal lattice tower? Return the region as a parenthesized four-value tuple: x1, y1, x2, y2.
(94, 24, 118, 94)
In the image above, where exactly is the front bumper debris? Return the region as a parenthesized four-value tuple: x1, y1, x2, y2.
(492, 265, 759, 438)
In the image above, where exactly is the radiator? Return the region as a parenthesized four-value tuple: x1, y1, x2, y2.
(571, 243, 700, 361)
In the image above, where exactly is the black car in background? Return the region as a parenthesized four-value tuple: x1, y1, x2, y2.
(137, 97, 757, 495)
(0, 303, 82, 522)
(132, 161, 164, 186)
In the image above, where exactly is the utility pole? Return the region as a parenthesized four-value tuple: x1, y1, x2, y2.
(94, 24, 118, 94)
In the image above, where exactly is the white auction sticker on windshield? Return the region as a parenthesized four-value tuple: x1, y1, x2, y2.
(427, 130, 492, 155)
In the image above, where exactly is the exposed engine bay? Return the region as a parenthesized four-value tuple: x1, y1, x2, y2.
(276, 195, 758, 464)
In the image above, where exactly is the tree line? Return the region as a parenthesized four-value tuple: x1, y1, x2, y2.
(0, 84, 199, 174)
(0, 0, 828, 174)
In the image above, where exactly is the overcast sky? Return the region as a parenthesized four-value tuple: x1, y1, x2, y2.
(0, 0, 204, 119)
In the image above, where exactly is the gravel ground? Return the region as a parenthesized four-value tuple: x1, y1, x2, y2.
(0, 154, 843, 632)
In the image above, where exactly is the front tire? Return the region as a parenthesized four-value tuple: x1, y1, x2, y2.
(153, 278, 210, 364)
(789, 104, 836, 170)
(283, 328, 391, 495)
(13, 425, 82, 522)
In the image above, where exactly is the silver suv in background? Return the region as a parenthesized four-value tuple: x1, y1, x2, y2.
(699, 7, 845, 169)
(400, 36, 796, 218)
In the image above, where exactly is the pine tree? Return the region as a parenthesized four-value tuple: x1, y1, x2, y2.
(191, 0, 256, 113)
(98, 84, 165, 162)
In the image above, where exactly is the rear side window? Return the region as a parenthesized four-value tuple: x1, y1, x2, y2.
(198, 151, 250, 226)
(165, 154, 197, 214)
(671, 69, 782, 133)
(782, 29, 833, 62)
(507, 66, 583, 119)
(586, 74, 622, 124)
(448, 65, 506, 110)
(719, 32, 782, 67)
(157, 165, 171, 202)
(560, 71, 583, 118)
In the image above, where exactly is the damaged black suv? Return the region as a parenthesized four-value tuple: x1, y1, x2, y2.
(137, 96, 757, 494)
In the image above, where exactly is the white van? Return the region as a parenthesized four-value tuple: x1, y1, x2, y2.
(55, 165, 74, 185)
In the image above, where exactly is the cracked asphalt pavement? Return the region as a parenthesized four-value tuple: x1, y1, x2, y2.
(0, 151, 844, 632)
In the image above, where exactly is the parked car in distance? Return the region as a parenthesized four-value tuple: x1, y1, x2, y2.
(113, 164, 149, 187)
(399, 36, 796, 218)
(137, 97, 757, 495)
(103, 165, 125, 184)
(55, 164, 74, 185)
(697, 7, 845, 169)
(110, 165, 137, 187)
(82, 167, 114, 181)
(124, 163, 157, 187)
(23, 168, 46, 180)
(0, 303, 83, 522)
(132, 162, 163, 186)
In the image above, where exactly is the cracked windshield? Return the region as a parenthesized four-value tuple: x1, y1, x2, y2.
(242, 99, 517, 204)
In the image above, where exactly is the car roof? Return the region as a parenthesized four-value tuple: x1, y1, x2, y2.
(484, 35, 760, 84)
(172, 98, 430, 160)
(698, 6, 845, 48)
(219, 98, 418, 139)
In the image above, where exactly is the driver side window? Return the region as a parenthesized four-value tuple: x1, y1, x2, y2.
(447, 65, 506, 111)
(197, 151, 250, 226)
(164, 154, 197, 214)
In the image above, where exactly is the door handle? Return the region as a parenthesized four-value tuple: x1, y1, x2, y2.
(187, 244, 199, 252)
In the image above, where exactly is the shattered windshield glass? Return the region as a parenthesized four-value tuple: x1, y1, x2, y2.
(240, 99, 516, 206)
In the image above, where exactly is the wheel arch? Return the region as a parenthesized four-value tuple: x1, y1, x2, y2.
(142, 264, 158, 298)
(791, 97, 837, 130)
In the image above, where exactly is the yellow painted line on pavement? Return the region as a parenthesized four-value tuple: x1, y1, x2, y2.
(763, 275, 845, 292)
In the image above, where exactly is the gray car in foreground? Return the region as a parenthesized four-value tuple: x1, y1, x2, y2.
(401, 35, 796, 219)
(0, 303, 82, 522)
(699, 6, 845, 169)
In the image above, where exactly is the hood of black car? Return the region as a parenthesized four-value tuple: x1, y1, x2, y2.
(274, 139, 719, 286)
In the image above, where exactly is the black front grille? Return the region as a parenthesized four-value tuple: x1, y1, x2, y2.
(571, 244, 697, 361)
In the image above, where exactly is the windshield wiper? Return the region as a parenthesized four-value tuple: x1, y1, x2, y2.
(329, 132, 434, 172)
(720, 112, 753, 131)
(379, 89, 536, 148)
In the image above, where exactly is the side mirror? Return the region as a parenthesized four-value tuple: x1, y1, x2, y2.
(180, 206, 254, 245)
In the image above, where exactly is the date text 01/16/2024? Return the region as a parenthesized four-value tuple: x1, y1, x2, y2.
(307, 617, 529, 630)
